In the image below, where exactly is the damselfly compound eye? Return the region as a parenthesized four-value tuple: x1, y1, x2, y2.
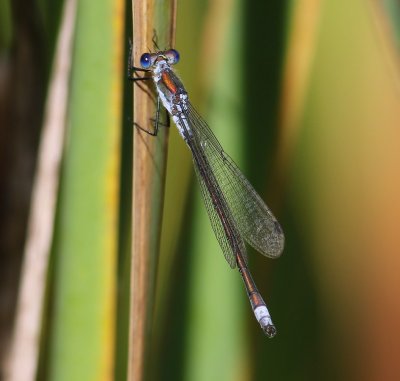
(140, 53, 152, 69)
(165, 49, 180, 65)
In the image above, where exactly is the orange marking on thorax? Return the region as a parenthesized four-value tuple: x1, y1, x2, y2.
(161, 72, 177, 94)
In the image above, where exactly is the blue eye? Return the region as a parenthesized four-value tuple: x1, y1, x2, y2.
(140, 53, 152, 69)
(165, 49, 180, 65)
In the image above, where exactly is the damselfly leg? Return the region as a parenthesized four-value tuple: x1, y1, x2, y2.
(128, 40, 170, 135)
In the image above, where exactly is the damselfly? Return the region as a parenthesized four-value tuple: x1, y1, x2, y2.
(129, 47, 284, 337)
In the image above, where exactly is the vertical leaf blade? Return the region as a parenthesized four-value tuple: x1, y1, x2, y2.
(49, 0, 125, 379)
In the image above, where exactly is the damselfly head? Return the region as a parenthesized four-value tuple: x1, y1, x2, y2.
(139, 49, 180, 69)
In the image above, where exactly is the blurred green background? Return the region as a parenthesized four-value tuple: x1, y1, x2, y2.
(1, 0, 400, 380)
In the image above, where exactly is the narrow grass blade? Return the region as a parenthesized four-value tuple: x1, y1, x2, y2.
(5, 1, 77, 379)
